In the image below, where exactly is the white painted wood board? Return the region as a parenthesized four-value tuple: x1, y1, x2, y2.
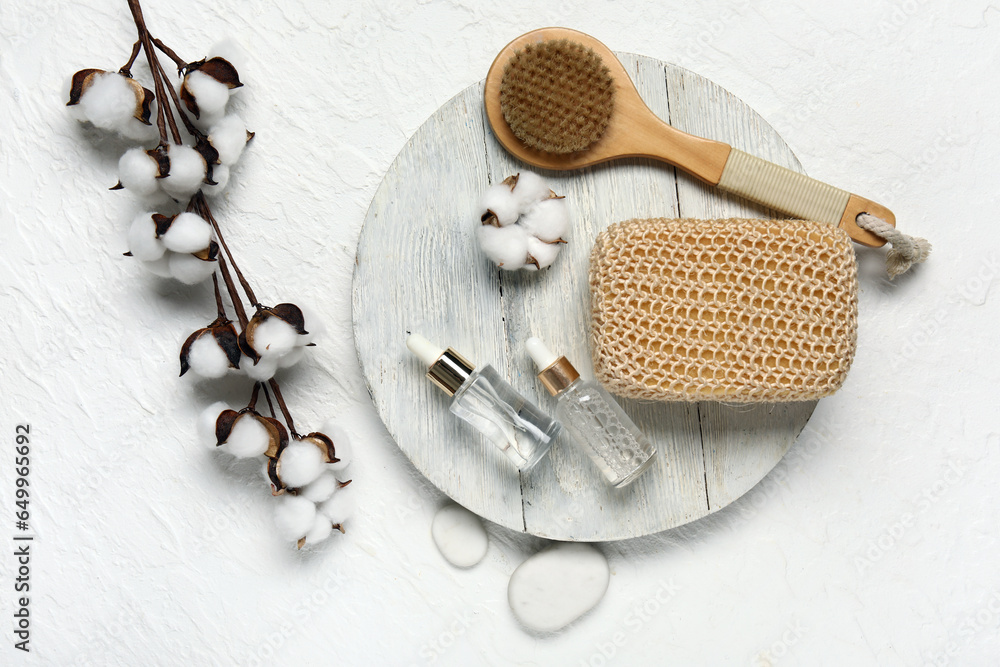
(353, 53, 816, 540)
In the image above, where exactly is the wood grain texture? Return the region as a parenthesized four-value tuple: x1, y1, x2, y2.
(353, 53, 816, 540)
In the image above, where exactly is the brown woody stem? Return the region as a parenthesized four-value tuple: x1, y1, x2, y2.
(120, 41, 141, 76)
(247, 382, 261, 411)
(195, 192, 259, 307)
(217, 255, 248, 328)
(150, 48, 201, 139)
(268, 379, 297, 436)
(211, 272, 226, 319)
(152, 37, 186, 72)
(261, 382, 277, 418)
(126, 0, 178, 144)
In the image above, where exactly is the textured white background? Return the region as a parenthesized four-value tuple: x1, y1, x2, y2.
(1, 0, 998, 665)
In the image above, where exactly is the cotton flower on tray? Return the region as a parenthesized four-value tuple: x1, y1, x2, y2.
(66, 0, 352, 549)
(477, 171, 570, 271)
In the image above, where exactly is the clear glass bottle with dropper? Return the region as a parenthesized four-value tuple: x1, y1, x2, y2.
(526, 336, 656, 487)
(407, 334, 559, 470)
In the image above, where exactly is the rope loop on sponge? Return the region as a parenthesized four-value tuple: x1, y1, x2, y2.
(855, 213, 931, 278)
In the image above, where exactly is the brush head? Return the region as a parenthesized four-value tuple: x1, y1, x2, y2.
(499, 38, 615, 154)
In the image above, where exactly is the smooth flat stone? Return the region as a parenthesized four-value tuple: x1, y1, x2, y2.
(507, 542, 609, 632)
(432, 503, 489, 568)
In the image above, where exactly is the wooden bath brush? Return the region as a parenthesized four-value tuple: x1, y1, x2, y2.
(484, 27, 896, 248)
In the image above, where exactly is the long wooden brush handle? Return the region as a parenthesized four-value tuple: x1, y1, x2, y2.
(715, 149, 893, 247)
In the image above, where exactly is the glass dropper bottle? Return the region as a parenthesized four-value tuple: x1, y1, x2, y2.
(526, 336, 656, 487)
(407, 334, 559, 470)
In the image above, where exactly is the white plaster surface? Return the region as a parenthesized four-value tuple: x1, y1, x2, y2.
(0, 1, 997, 665)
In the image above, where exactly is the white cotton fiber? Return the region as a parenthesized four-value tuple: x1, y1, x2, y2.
(197, 401, 230, 447)
(278, 440, 326, 488)
(168, 252, 216, 285)
(201, 164, 230, 198)
(524, 236, 562, 271)
(318, 484, 353, 525)
(304, 515, 333, 545)
(512, 171, 552, 209)
(127, 213, 165, 261)
(240, 354, 278, 381)
(221, 414, 270, 458)
(78, 72, 136, 132)
(477, 223, 529, 270)
(253, 316, 299, 359)
(118, 115, 158, 143)
(184, 70, 231, 119)
(209, 115, 250, 166)
(273, 494, 316, 541)
(320, 420, 352, 471)
(141, 255, 174, 278)
(520, 197, 570, 243)
(161, 145, 207, 200)
(187, 334, 231, 379)
(300, 471, 338, 503)
(160, 212, 213, 254)
(479, 184, 520, 227)
(119, 149, 161, 197)
(276, 346, 305, 369)
(295, 302, 325, 346)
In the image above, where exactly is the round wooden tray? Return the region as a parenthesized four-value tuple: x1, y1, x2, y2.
(352, 53, 816, 541)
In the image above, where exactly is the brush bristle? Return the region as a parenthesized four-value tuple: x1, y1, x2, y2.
(500, 39, 615, 154)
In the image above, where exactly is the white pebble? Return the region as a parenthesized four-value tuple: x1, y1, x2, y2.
(273, 494, 316, 541)
(512, 171, 552, 209)
(240, 353, 278, 381)
(477, 223, 529, 270)
(221, 413, 270, 458)
(317, 484, 353, 525)
(507, 543, 610, 632)
(127, 213, 165, 261)
(161, 144, 207, 200)
(304, 514, 333, 545)
(520, 197, 570, 243)
(299, 471, 339, 503)
(186, 333, 231, 379)
(523, 237, 561, 271)
(141, 255, 173, 278)
(184, 70, 231, 118)
(479, 184, 520, 227)
(118, 149, 161, 197)
(252, 316, 299, 360)
(209, 115, 251, 166)
(197, 401, 230, 447)
(432, 503, 488, 568)
(168, 252, 216, 285)
(278, 439, 326, 488)
(160, 212, 213, 254)
(320, 420, 353, 471)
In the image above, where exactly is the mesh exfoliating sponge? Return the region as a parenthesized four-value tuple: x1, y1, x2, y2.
(589, 217, 859, 403)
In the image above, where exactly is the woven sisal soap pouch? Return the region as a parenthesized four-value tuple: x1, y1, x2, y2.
(589, 217, 858, 403)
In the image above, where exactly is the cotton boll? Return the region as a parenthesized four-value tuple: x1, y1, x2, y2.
(201, 164, 230, 198)
(276, 346, 305, 369)
(117, 115, 159, 143)
(209, 115, 251, 166)
(320, 421, 353, 471)
(168, 252, 217, 285)
(161, 145, 207, 200)
(160, 212, 213, 254)
(252, 316, 299, 360)
(295, 302, 325, 346)
(197, 401, 230, 446)
(304, 515, 333, 545)
(142, 255, 174, 278)
(318, 484, 353, 525)
(300, 472, 338, 503)
(479, 184, 520, 227)
(221, 414, 270, 458)
(273, 494, 316, 541)
(78, 72, 137, 132)
(119, 149, 161, 197)
(184, 70, 231, 118)
(210, 38, 249, 80)
(477, 223, 529, 270)
(523, 237, 562, 271)
(186, 334, 231, 379)
(278, 440, 326, 488)
(241, 354, 278, 381)
(127, 213, 165, 261)
(512, 171, 552, 209)
(520, 197, 570, 243)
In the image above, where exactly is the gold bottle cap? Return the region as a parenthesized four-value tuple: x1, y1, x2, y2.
(427, 347, 476, 397)
(538, 356, 580, 396)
